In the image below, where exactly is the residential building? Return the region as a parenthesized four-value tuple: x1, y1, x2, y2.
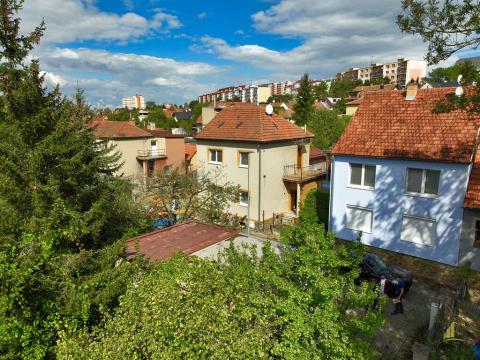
(396, 58, 427, 87)
(185, 143, 197, 171)
(122, 94, 145, 110)
(93, 119, 186, 181)
(456, 56, 480, 68)
(173, 110, 193, 122)
(329, 84, 480, 270)
(195, 104, 327, 225)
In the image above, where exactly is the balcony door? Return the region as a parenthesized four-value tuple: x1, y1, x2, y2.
(151, 140, 158, 156)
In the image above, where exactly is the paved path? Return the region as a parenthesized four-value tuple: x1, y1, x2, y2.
(372, 280, 454, 359)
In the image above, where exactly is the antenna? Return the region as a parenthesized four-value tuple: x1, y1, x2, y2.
(265, 104, 273, 115)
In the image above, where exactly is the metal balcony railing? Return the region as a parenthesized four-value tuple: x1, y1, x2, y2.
(136, 149, 166, 158)
(283, 162, 327, 182)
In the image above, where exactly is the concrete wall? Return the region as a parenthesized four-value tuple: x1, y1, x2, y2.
(330, 155, 470, 266)
(196, 139, 311, 222)
(459, 209, 480, 271)
(109, 138, 153, 178)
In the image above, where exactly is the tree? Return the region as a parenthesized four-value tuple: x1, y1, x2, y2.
(293, 73, 315, 126)
(313, 80, 329, 99)
(397, 1, 480, 112)
(267, 93, 294, 103)
(424, 62, 477, 84)
(146, 107, 177, 129)
(328, 77, 361, 99)
(56, 222, 382, 359)
(138, 166, 241, 225)
(307, 109, 351, 150)
(299, 189, 330, 226)
(397, 0, 480, 65)
(0, 2, 148, 357)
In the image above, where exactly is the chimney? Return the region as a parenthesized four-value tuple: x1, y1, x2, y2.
(149, 122, 156, 130)
(405, 80, 418, 101)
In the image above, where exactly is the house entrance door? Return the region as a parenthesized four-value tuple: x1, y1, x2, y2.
(290, 189, 297, 212)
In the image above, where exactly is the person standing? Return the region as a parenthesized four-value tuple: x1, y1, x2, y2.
(372, 274, 387, 310)
(391, 276, 405, 315)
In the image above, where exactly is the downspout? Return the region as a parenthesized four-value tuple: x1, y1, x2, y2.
(257, 142, 262, 229)
(328, 155, 335, 232)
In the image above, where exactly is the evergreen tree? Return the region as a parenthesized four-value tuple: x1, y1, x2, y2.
(293, 73, 315, 126)
(0, 2, 148, 357)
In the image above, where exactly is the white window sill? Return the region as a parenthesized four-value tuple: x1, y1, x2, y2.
(345, 226, 372, 234)
(347, 184, 375, 191)
(404, 192, 439, 199)
(400, 238, 434, 247)
(239, 203, 248, 207)
(209, 161, 223, 165)
(239, 165, 249, 169)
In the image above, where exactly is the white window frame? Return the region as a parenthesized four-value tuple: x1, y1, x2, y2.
(400, 214, 436, 247)
(405, 168, 441, 197)
(239, 190, 249, 207)
(346, 205, 373, 234)
(209, 149, 223, 165)
(348, 163, 376, 190)
(239, 151, 249, 168)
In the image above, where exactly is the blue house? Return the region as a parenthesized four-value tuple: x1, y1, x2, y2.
(329, 84, 480, 270)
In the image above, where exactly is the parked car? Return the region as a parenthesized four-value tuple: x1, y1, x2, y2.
(359, 252, 413, 297)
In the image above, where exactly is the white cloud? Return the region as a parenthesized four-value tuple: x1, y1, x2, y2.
(20, 0, 182, 44)
(197, 11, 208, 19)
(195, 0, 430, 79)
(35, 47, 221, 106)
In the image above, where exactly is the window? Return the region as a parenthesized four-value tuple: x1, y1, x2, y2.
(406, 168, 440, 195)
(346, 206, 373, 233)
(209, 149, 223, 164)
(151, 140, 157, 147)
(239, 151, 249, 168)
(401, 215, 436, 246)
(474, 219, 480, 248)
(349, 164, 376, 189)
(239, 191, 249, 206)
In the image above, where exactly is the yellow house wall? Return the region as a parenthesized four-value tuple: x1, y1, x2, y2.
(257, 86, 272, 103)
(196, 139, 311, 222)
(108, 138, 153, 178)
(345, 104, 358, 116)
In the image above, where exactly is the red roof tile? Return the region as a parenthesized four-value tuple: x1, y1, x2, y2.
(195, 115, 203, 125)
(195, 103, 312, 143)
(125, 221, 237, 260)
(185, 143, 197, 161)
(333, 88, 480, 163)
(93, 120, 152, 139)
(464, 143, 480, 208)
(147, 129, 185, 138)
(310, 147, 325, 159)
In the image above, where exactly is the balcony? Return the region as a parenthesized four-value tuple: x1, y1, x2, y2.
(283, 162, 328, 183)
(136, 149, 167, 160)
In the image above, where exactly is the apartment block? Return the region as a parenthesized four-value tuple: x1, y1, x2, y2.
(122, 94, 145, 110)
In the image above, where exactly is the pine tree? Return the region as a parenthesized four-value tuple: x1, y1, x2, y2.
(0, 2, 148, 357)
(293, 73, 315, 126)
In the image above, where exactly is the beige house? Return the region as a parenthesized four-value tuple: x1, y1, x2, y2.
(93, 119, 186, 181)
(195, 104, 327, 225)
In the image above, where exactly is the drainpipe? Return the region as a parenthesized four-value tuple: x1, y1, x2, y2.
(328, 155, 335, 232)
(257, 142, 262, 230)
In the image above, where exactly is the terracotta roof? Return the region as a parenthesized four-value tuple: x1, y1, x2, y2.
(185, 143, 197, 161)
(195, 103, 313, 143)
(464, 143, 480, 208)
(352, 84, 396, 93)
(333, 88, 480, 163)
(147, 129, 184, 138)
(163, 109, 174, 118)
(125, 221, 238, 260)
(310, 147, 326, 159)
(93, 120, 152, 139)
(346, 98, 362, 105)
(195, 115, 203, 125)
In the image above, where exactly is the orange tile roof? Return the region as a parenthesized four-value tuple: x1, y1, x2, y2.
(195, 115, 203, 125)
(147, 129, 184, 138)
(464, 143, 480, 208)
(93, 120, 152, 139)
(163, 109, 174, 118)
(185, 143, 197, 161)
(195, 103, 312, 143)
(310, 147, 326, 159)
(333, 88, 480, 163)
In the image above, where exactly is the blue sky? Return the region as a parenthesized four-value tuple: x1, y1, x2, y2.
(18, 0, 464, 107)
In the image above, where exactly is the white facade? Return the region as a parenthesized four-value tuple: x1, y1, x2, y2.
(122, 95, 145, 110)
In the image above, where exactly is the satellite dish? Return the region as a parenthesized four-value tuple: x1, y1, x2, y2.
(457, 74, 463, 84)
(455, 86, 464, 97)
(265, 104, 274, 115)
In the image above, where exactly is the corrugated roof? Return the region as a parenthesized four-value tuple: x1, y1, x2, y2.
(125, 221, 238, 260)
(93, 120, 152, 139)
(333, 88, 480, 163)
(195, 103, 313, 143)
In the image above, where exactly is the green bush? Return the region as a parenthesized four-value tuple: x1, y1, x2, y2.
(299, 189, 330, 226)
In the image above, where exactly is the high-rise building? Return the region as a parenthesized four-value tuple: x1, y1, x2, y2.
(122, 94, 145, 110)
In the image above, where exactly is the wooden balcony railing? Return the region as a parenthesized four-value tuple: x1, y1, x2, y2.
(283, 162, 327, 182)
(136, 149, 166, 159)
